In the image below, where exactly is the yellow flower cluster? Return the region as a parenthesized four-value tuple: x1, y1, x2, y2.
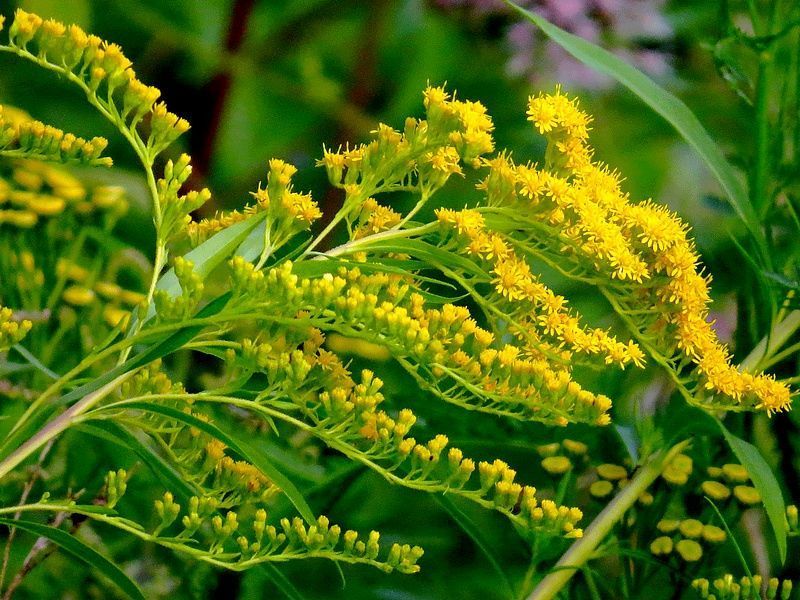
(436, 206, 646, 369)
(4, 10, 188, 155)
(353, 198, 402, 239)
(0, 158, 127, 228)
(0, 104, 110, 166)
(229, 258, 613, 426)
(0, 305, 32, 351)
(317, 86, 493, 209)
(701, 463, 761, 506)
(650, 517, 727, 563)
(467, 88, 790, 414)
(188, 158, 320, 250)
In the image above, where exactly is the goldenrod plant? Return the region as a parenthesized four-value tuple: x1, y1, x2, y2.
(0, 6, 798, 600)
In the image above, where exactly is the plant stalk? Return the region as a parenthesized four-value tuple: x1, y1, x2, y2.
(0, 372, 133, 482)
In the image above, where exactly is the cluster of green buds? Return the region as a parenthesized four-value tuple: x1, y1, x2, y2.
(649, 517, 727, 562)
(237, 339, 314, 391)
(227, 259, 611, 426)
(0, 305, 32, 351)
(145, 492, 423, 573)
(103, 469, 128, 509)
(119, 360, 184, 398)
(692, 574, 794, 600)
(157, 155, 210, 245)
(0, 105, 110, 166)
(179, 495, 219, 536)
(307, 366, 585, 540)
(2, 11, 189, 156)
(153, 257, 204, 321)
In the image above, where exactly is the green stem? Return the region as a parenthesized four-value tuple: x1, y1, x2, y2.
(753, 49, 774, 218)
(0, 503, 397, 572)
(321, 222, 437, 259)
(526, 440, 691, 600)
(0, 371, 133, 482)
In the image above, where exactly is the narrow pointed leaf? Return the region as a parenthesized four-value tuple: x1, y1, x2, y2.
(717, 417, 787, 563)
(0, 517, 144, 600)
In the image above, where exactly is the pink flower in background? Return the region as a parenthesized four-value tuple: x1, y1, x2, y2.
(435, 0, 674, 90)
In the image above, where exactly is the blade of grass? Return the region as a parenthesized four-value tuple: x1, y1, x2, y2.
(705, 497, 754, 580)
(435, 494, 515, 599)
(0, 517, 145, 600)
(260, 562, 309, 600)
(716, 417, 787, 563)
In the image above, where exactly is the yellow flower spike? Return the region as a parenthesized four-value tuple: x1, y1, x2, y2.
(102, 306, 130, 329)
(656, 519, 680, 534)
(541, 455, 572, 475)
(701, 480, 731, 501)
(27, 195, 65, 216)
(562, 439, 588, 456)
(675, 539, 703, 562)
(638, 491, 654, 506)
(701, 524, 726, 544)
(678, 519, 704, 539)
(787, 505, 798, 530)
(589, 480, 614, 499)
(596, 464, 627, 481)
(707, 466, 724, 478)
(733, 485, 761, 505)
(721, 463, 749, 483)
(62, 285, 95, 306)
(536, 443, 560, 458)
(650, 536, 674, 556)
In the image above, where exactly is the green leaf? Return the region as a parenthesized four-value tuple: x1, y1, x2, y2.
(505, 1, 768, 261)
(0, 517, 144, 600)
(359, 238, 488, 279)
(156, 212, 267, 299)
(716, 417, 787, 563)
(108, 401, 316, 524)
(435, 495, 515, 599)
(260, 562, 309, 600)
